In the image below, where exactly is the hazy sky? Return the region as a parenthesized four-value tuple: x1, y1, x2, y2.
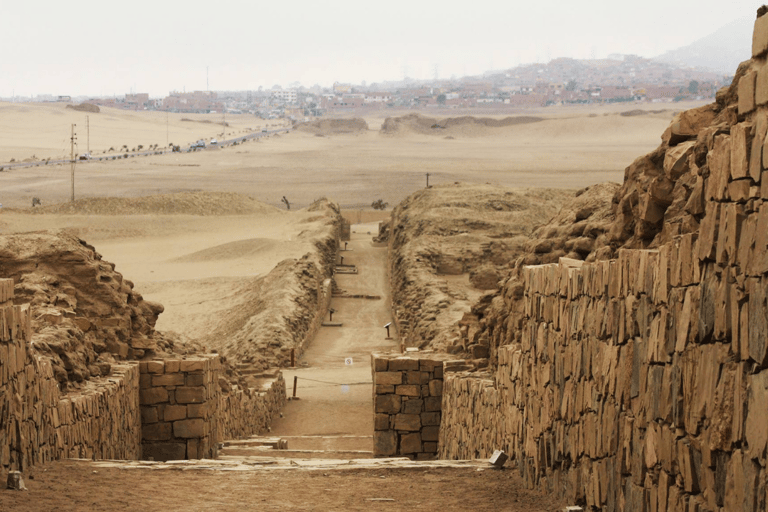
(2, 0, 762, 98)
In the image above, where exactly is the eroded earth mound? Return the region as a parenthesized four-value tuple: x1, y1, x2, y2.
(295, 118, 369, 136)
(380, 113, 543, 136)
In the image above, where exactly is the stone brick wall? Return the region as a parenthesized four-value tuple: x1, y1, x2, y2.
(139, 357, 221, 461)
(371, 353, 451, 460)
(1, 278, 141, 473)
(218, 373, 286, 441)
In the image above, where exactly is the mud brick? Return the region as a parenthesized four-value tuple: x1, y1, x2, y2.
(376, 372, 402, 385)
(145, 360, 165, 374)
(140, 406, 158, 424)
(161, 404, 186, 422)
(142, 422, 172, 441)
(388, 358, 419, 371)
(185, 373, 205, 387)
(399, 432, 421, 454)
(375, 384, 395, 394)
(173, 418, 205, 438)
(374, 413, 389, 431)
(394, 413, 421, 431)
(179, 359, 206, 372)
(374, 431, 397, 456)
(731, 123, 752, 179)
(421, 411, 441, 426)
(754, 15, 768, 57)
(425, 396, 442, 411)
(175, 386, 206, 404)
(739, 70, 757, 115)
(140, 387, 168, 405)
(152, 373, 185, 387)
(373, 357, 388, 372)
(186, 403, 209, 419)
(396, 384, 420, 396)
(375, 394, 401, 414)
(401, 398, 423, 414)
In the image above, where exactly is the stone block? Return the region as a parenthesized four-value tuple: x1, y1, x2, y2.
(406, 371, 421, 385)
(707, 135, 731, 201)
(422, 426, 440, 441)
(152, 373, 185, 387)
(400, 433, 421, 454)
(730, 123, 752, 180)
(754, 14, 768, 57)
(175, 386, 206, 404)
(489, 450, 508, 468)
(142, 422, 172, 441)
(428, 380, 443, 397)
(161, 404, 187, 422)
(180, 359, 207, 372)
(374, 430, 397, 456)
(396, 384, 420, 396)
(374, 394, 401, 414)
(145, 360, 165, 374)
(140, 387, 168, 405)
(752, 111, 768, 181)
(376, 372, 403, 386)
(164, 360, 181, 373)
(140, 406, 158, 424)
(664, 140, 695, 180)
(186, 373, 205, 387)
(186, 403, 209, 419)
(739, 70, 757, 115)
(425, 396, 442, 412)
(142, 442, 186, 461)
(728, 179, 752, 203)
(375, 384, 395, 394)
(401, 398, 423, 414)
(173, 418, 205, 438)
(187, 438, 200, 460)
(388, 358, 419, 371)
(373, 357, 388, 372)
(394, 413, 421, 431)
(423, 442, 438, 453)
(421, 411, 441, 426)
(139, 373, 152, 389)
(374, 413, 390, 431)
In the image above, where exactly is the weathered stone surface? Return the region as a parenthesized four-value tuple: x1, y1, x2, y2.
(140, 387, 168, 405)
(152, 373, 185, 387)
(161, 405, 187, 422)
(396, 384, 420, 396)
(142, 422, 172, 441)
(754, 14, 768, 57)
(401, 399, 423, 414)
(374, 413, 389, 431)
(399, 433, 421, 454)
(142, 442, 186, 462)
(664, 140, 695, 180)
(376, 372, 403, 385)
(173, 418, 205, 438)
(730, 123, 752, 180)
(739, 70, 757, 115)
(375, 394, 401, 414)
(388, 358, 419, 371)
(394, 413, 421, 431)
(374, 431, 397, 456)
(175, 386, 206, 404)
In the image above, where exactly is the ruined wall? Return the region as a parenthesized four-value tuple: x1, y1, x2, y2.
(435, 11, 768, 512)
(0, 278, 141, 473)
(140, 356, 287, 461)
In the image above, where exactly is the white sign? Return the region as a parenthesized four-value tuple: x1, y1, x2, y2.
(344, 358, 353, 365)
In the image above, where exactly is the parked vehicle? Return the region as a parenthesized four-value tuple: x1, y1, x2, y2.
(210, 139, 218, 145)
(78, 153, 91, 160)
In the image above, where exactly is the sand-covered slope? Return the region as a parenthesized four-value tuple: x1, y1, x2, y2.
(294, 118, 369, 136)
(384, 183, 571, 354)
(380, 113, 543, 137)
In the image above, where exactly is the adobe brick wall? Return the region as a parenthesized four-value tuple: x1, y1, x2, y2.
(218, 373, 285, 441)
(0, 278, 141, 473)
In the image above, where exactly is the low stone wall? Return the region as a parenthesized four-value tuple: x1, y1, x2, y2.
(218, 373, 286, 441)
(371, 353, 453, 460)
(139, 357, 221, 461)
(1, 278, 141, 473)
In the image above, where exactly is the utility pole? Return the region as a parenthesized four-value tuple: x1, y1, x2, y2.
(70, 124, 77, 202)
(166, 111, 169, 147)
(426, 173, 430, 188)
(86, 116, 90, 154)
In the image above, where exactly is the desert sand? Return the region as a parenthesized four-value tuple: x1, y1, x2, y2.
(0, 101, 705, 346)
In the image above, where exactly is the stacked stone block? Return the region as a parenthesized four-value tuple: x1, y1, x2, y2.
(139, 357, 220, 461)
(0, 278, 141, 473)
(372, 353, 449, 460)
(217, 373, 286, 441)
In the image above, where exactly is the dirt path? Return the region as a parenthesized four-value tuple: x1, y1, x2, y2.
(267, 222, 397, 453)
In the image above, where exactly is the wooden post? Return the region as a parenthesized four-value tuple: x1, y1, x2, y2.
(292, 376, 298, 398)
(291, 348, 295, 367)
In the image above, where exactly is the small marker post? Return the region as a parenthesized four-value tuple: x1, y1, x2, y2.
(292, 376, 298, 398)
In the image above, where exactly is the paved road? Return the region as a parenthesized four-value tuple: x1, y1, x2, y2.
(268, 222, 397, 453)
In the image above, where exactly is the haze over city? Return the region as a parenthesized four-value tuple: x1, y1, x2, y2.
(2, 0, 762, 98)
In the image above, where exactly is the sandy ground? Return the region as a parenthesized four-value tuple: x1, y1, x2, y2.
(0, 459, 565, 512)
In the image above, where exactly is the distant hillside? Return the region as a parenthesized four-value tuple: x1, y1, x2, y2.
(653, 17, 752, 75)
